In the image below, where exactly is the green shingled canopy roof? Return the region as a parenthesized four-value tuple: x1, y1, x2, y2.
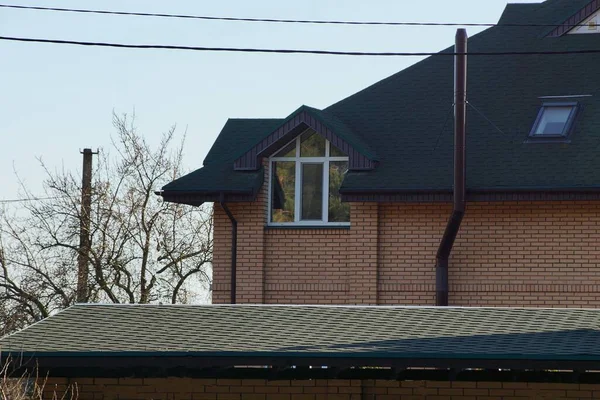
(2, 304, 600, 368)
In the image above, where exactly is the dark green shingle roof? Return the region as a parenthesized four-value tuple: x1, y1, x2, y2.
(329, 0, 600, 193)
(287, 105, 378, 161)
(162, 0, 600, 200)
(161, 163, 263, 197)
(161, 119, 281, 201)
(204, 119, 283, 166)
(2, 304, 600, 365)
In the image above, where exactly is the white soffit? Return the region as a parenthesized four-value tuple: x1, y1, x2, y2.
(568, 9, 600, 34)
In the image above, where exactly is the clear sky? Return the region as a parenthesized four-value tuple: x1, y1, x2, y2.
(0, 0, 542, 201)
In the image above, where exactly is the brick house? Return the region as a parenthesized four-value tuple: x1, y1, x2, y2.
(3, 1, 600, 399)
(161, 0, 600, 308)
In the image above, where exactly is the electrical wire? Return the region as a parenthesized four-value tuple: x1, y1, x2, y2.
(2, 36, 600, 56)
(0, 3, 578, 28)
(0, 196, 65, 204)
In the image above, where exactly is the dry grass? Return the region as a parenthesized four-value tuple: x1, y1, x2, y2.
(0, 356, 77, 400)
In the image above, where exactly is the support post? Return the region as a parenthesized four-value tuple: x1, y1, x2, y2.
(77, 148, 96, 303)
(219, 195, 237, 304)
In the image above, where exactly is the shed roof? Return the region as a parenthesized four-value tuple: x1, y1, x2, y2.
(2, 304, 600, 375)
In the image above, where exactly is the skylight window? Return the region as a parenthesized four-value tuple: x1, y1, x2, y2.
(529, 102, 578, 140)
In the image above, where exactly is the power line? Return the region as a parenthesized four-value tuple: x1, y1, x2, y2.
(0, 196, 65, 204)
(0, 3, 577, 28)
(2, 36, 600, 56)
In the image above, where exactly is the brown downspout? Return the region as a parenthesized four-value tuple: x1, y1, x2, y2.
(436, 29, 468, 307)
(219, 194, 237, 304)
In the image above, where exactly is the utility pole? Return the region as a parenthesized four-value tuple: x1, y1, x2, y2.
(77, 148, 97, 303)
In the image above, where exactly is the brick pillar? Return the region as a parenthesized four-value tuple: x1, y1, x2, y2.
(212, 204, 232, 304)
(348, 202, 379, 304)
(235, 194, 267, 303)
(212, 198, 266, 304)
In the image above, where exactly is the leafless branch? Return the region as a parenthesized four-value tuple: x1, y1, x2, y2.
(0, 111, 213, 334)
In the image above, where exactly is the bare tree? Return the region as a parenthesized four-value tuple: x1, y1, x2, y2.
(0, 112, 212, 335)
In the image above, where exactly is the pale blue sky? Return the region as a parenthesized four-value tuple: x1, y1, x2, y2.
(0, 0, 541, 200)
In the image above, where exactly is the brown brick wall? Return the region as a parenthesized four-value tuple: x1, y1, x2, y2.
(214, 200, 381, 305)
(349, 202, 379, 305)
(264, 227, 351, 304)
(378, 201, 600, 307)
(212, 167, 600, 306)
(43, 377, 600, 399)
(213, 189, 268, 304)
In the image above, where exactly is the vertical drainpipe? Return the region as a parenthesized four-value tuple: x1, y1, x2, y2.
(219, 193, 237, 304)
(435, 29, 468, 307)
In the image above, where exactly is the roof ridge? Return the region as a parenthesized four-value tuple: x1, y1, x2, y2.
(69, 303, 600, 312)
(497, 3, 540, 25)
(226, 117, 283, 121)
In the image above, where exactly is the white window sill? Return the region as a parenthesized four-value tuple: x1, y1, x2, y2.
(265, 223, 350, 230)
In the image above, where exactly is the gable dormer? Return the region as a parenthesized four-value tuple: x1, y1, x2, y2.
(233, 105, 377, 171)
(547, 0, 600, 37)
(233, 105, 378, 226)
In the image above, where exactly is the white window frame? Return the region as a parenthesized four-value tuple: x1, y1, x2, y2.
(267, 133, 350, 227)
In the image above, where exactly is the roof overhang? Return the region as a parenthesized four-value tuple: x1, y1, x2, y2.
(5, 352, 600, 380)
(159, 190, 257, 206)
(159, 163, 265, 206)
(340, 187, 600, 202)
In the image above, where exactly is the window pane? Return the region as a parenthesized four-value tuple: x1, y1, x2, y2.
(301, 163, 323, 220)
(300, 130, 326, 157)
(273, 140, 296, 157)
(534, 106, 573, 135)
(329, 161, 350, 222)
(271, 162, 295, 222)
(330, 143, 346, 157)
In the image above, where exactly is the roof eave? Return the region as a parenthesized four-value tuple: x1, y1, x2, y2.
(159, 190, 258, 206)
(6, 351, 600, 379)
(340, 187, 600, 203)
(340, 186, 600, 194)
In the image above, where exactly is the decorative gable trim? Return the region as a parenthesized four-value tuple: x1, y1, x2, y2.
(234, 109, 377, 171)
(547, 0, 600, 37)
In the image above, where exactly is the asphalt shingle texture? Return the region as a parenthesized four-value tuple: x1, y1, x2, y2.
(328, 0, 600, 192)
(2, 305, 600, 361)
(161, 119, 281, 194)
(295, 105, 378, 161)
(161, 0, 600, 198)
